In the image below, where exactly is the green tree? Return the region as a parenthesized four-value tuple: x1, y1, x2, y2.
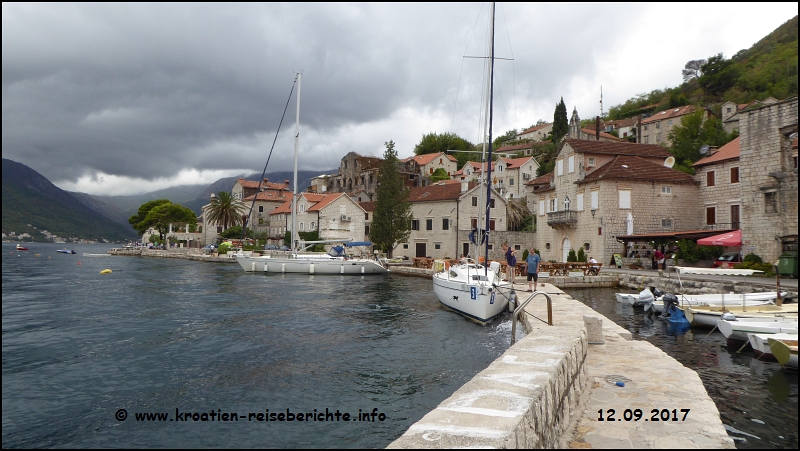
(430, 168, 449, 183)
(681, 59, 706, 83)
(576, 247, 586, 263)
(414, 132, 473, 155)
(371, 140, 413, 257)
(128, 199, 171, 235)
(220, 225, 244, 239)
(205, 191, 246, 232)
(492, 129, 518, 149)
(552, 97, 568, 143)
(567, 248, 578, 262)
(142, 202, 197, 242)
(699, 53, 740, 98)
(668, 109, 738, 173)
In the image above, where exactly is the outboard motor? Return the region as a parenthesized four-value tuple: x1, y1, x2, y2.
(652, 288, 665, 298)
(660, 294, 679, 318)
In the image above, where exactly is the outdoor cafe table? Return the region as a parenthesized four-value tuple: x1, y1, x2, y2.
(538, 262, 602, 276)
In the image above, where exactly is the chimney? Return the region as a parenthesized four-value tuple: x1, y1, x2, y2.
(637, 115, 642, 143)
(595, 116, 600, 141)
(461, 180, 469, 193)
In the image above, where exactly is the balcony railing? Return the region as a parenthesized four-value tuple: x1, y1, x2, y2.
(546, 210, 578, 228)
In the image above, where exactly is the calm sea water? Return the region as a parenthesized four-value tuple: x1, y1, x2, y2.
(567, 287, 798, 449)
(2, 243, 515, 448)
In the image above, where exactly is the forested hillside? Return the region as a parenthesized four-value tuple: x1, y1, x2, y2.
(607, 15, 797, 120)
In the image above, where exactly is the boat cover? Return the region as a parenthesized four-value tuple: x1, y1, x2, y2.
(344, 242, 372, 247)
(697, 230, 742, 246)
(674, 266, 762, 276)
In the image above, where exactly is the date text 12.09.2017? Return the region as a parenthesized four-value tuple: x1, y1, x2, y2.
(597, 408, 690, 422)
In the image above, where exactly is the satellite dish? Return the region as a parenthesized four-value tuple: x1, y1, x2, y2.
(664, 156, 675, 168)
(699, 144, 709, 155)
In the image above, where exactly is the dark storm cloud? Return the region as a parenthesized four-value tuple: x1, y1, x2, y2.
(3, 3, 793, 194)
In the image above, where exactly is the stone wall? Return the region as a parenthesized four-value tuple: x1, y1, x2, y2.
(739, 97, 798, 262)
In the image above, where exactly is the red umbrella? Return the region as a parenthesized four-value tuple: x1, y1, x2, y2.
(697, 230, 742, 246)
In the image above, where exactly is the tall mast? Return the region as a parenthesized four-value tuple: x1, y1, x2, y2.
(483, 3, 496, 272)
(291, 72, 301, 253)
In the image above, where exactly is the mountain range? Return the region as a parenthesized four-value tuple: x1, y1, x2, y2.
(2, 158, 333, 241)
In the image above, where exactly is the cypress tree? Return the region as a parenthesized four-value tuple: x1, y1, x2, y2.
(370, 140, 413, 257)
(552, 97, 568, 143)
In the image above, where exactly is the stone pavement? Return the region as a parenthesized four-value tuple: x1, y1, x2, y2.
(567, 331, 735, 449)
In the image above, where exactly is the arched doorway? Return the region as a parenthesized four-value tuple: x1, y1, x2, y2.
(562, 237, 571, 263)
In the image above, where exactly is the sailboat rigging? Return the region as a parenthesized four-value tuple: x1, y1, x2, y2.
(235, 73, 388, 275)
(432, 3, 512, 323)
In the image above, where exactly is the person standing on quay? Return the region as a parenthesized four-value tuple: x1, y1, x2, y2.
(502, 243, 516, 285)
(524, 248, 541, 292)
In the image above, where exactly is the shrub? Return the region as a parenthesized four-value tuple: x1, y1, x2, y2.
(576, 247, 586, 263)
(522, 249, 529, 261)
(217, 243, 231, 255)
(743, 253, 763, 264)
(734, 261, 774, 275)
(676, 239, 722, 262)
(567, 248, 577, 262)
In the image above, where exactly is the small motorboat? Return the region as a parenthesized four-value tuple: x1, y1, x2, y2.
(717, 317, 798, 342)
(748, 332, 797, 361)
(56, 249, 77, 254)
(16, 244, 29, 251)
(767, 336, 798, 368)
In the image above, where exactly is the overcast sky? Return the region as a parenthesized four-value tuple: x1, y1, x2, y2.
(3, 3, 796, 195)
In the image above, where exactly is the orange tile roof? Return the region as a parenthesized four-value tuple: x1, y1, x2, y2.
(301, 193, 326, 203)
(528, 172, 552, 186)
(564, 139, 671, 158)
(237, 178, 290, 190)
(270, 200, 292, 215)
(579, 128, 620, 141)
(693, 137, 740, 168)
(307, 193, 344, 212)
(495, 142, 534, 153)
(518, 123, 551, 134)
(579, 155, 696, 184)
(640, 105, 696, 124)
(407, 182, 477, 202)
(501, 156, 535, 169)
(403, 152, 458, 165)
(359, 201, 377, 212)
(604, 117, 638, 128)
(242, 190, 290, 202)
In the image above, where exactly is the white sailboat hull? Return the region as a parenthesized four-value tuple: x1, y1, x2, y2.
(235, 255, 388, 274)
(432, 264, 509, 323)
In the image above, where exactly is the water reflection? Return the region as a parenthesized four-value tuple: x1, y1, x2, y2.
(566, 287, 798, 450)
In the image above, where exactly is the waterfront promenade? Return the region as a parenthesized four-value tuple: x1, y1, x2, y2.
(388, 281, 735, 449)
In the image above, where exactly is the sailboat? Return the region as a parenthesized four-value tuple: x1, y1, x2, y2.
(432, 3, 511, 323)
(235, 73, 387, 275)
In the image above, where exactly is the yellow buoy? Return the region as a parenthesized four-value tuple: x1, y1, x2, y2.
(100, 269, 112, 274)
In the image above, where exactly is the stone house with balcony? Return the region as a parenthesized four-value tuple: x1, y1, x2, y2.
(492, 156, 539, 200)
(638, 105, 711, 146)
(737, 96, 798, 262)
(391, 181, 508, 260)
(535, 139, 700, 265)
(603, 117, 639, 141)
(240, 189, 292, 239)
(693, 137, 742, 231)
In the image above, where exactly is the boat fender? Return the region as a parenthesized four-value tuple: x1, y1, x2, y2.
(721, 312, 737, 321)
(100, 269, 112, 274)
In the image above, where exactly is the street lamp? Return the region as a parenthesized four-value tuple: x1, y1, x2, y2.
(591, 208, 596, 218)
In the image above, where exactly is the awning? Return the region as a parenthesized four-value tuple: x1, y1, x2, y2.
(697, 230, 742, 247)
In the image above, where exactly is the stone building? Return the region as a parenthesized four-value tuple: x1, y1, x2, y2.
(693, 137, 742, 230)
(568, 108, 620, 142)
(720, 97, 778, 134)
(639, 105, 711, 146)
(231, 178, 290, 200)
(401, 152, 459, 181)
(391, 181, 508, 260)
(533, 139, 700, 265)
(516, 123, 553, 142)
(270, 192, 367, 247)
(492, 156, 539, 200)
(737, 96, 798, 262)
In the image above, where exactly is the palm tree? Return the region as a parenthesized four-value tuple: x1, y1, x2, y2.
(506, 198, 532, 231)
(205, 191, 246, 232)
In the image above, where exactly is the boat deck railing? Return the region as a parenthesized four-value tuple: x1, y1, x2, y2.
(511, 291, 553, 345)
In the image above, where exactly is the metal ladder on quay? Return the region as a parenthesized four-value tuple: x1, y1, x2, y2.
(510, 290, 553, 345)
